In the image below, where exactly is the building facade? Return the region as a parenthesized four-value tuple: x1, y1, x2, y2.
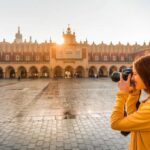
(0, 26, 150, 79)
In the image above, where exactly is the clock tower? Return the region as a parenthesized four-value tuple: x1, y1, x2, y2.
(63, 25, 76, 45)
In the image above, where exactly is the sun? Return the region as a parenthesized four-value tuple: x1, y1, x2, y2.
(56, 38, 63, 45)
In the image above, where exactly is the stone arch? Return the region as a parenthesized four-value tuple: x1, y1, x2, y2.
(75, 66, 85, 78)
(64, 66, 74, 78)
(119, 66, 127, 72)
(99, 66, 108, 77)
(17, 66, 27, 78)
(40, 66, 49, 78)
(29, 66, 38, 78)
(54, 66, 63, 78)
(109, 66, 117, 76)
(0, 67, 3, 79)
(5, 66, 16, 79)
(88, 66, 97, 77)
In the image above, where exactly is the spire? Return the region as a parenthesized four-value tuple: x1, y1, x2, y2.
(18, 26, 20, 34)
(84, 38, 88, 44)
(15, 26, 22, 43)
(29, 36, 32, 43)
(49, 37, 52, 43)
(110, 41, 113, 45)
(118, 41, 121, 45)
(92, 41, 95, 45)
(66, 24, 71, 34)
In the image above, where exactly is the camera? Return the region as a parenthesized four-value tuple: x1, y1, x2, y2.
(111, 68, 132, 82)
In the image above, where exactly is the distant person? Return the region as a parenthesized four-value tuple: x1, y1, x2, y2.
(110, 55, 150, 150)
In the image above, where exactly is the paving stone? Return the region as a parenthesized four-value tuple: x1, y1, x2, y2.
(0, 78, 141, 150)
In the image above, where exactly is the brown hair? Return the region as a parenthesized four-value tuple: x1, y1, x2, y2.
(134, 55, 150, 94)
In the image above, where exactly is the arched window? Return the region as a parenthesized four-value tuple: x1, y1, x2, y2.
(104, 56, 107, 61)
(129, 56, 132, 61)
(95, 55, 99, 61)
(16, 55, 20, 61)
(5, 55, 10, 61)
(26, 56, 30, 61)
(121, 56, 124, 61)
(36, 56, 40, 61)
(113, 56, 116, 61)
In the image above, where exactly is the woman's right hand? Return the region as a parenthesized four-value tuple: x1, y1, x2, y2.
(118, 73, 132, 93)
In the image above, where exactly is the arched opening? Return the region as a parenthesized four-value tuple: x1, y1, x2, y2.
(18, 66, 27, 78)
(119, 66, 127, 72)
(29, 66, 38, 78)
(109, 66, 117, 76)
(40, 66, 49, 78)
(75, 66, 85, 78)
(0, 67, 3, 79)
(65, 66, 73, 78)
(88, 66, 97, 78)
(99, 66, 108, 77)
(5, 66, 16, 79)
(54, 66, 63, 78)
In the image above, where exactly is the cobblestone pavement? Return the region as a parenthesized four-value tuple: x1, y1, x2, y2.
(0, 78, 145, 150)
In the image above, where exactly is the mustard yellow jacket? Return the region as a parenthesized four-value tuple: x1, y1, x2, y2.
(110, 91, 150, 150)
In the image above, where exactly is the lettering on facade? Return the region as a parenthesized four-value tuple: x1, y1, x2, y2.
(56, 48, 82, 59)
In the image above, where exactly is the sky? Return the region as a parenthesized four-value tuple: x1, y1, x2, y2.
(0, 0, 150, 45)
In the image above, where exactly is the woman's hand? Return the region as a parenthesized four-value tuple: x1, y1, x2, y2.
(118, 73, 132, 93)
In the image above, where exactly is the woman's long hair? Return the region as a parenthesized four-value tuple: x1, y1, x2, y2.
(134, 55, 150, 94)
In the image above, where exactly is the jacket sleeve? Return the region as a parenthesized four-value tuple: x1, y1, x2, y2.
(126, 90, 141, 115)
(110, 91, 150, 131)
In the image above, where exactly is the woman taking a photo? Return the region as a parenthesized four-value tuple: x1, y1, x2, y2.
(110, 55, 150, 150)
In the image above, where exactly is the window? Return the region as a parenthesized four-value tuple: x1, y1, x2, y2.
(129, 56, 132, 61)
(46, 56, 49, 61)
(113, 56, 116, 61)
(121, 56, 124, 61)
(5, 55, 10, 61)
(36, 56, 40, 61)
(104, 56, 107, 61)
(95, 55, 99, 61)
(16, 55, 20, 61)
(26, 56, 30, 61)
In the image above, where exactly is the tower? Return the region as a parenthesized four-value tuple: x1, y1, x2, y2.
(63, 25, 76, 44)
(15, 26, 22, 43)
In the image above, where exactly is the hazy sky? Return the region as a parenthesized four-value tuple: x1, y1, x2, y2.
(0, 0, 150, 44)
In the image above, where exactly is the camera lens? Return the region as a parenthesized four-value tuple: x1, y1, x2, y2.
(111, 71, 120, 82)
(110, 68, 132, 82)
(122, 68, 132, 81)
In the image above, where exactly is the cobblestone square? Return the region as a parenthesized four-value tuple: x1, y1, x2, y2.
(0, 78, 132, 150)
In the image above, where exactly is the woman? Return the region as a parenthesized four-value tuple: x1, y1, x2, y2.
(110, 55, 150, 150)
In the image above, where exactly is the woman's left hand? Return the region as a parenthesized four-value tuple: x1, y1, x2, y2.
(118, 73, 132, 93)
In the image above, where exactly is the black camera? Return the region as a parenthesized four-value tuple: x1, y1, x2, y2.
(111, 68, 132, 82)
